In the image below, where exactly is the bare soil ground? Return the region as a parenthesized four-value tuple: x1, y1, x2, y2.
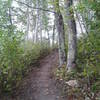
(4, 50, 65, 100)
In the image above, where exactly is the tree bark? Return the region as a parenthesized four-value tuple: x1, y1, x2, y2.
(52, 19, 55, 47)
(34, 0, 40, 43)
(26, 6, 30, 40)
(8, 7, 13, 34)
(54, 0, 66, 67)
(65, 0, 77, 71)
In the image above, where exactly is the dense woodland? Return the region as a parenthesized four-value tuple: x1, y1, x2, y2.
(0, 0, 100, 100)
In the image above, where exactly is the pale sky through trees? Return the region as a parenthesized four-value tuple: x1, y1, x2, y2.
(12, 0, 85, 41)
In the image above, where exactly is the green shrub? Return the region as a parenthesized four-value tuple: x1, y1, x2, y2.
(0, 29, 51, 93)
(77, 32, 100, 76)
(77, 32, 100, 94)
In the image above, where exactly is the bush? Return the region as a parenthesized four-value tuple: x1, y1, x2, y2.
(0, 29, 51, 93)
(77, 32, 100, 75)
(0, 30, 24, 92)
(77, 32, 100, 93)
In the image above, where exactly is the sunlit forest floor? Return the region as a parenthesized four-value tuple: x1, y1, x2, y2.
(2, 50, 66, 100)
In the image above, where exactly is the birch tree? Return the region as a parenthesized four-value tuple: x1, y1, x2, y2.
(26, 0, 30, 40)
(65, 0, 77, 71)
(52, 19, 56, 47)
(54, 0, 66, 67)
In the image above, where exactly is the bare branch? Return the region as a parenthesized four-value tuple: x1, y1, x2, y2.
(15, 0, 56, 14)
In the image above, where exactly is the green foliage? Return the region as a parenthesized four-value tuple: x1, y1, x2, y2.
(76, 0, 100, 94)
(0, 29, 24, 92)
(56, 1, 100, 96)
(74, 0, 99, 74)
(21, 40, 51, 72)
(0, 0, 52, 94)
(0, 29, 51, 93)
(77, 33, 100, 93)
(56, 66, 66, 79)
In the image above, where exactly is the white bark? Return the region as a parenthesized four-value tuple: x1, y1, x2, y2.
(26, 6, 30, 40)
(65, 0, 77, 71)
(54, 0, 66, 67)
(26, 0, 31, 40)
(34, 0, 40, 43)
(52, 19, 55, 47)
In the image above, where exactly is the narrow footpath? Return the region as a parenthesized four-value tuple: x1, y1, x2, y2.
(11, 51, 65, 100)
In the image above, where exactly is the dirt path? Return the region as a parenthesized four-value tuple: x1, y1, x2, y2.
(11, 50, 64, 100)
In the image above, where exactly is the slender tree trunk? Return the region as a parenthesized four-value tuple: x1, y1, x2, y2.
(40, 16, 43, 43)
(8, 7, 13, 34)
(35, 0, 40, 43)
(54, 0, 66, 67)
(26, 0, 31, 40)
(26, 6, 30, 40)
(40, 30, 43, 43)
(52, 19, 55, 47)
(47, 31, 50, 47)
(65, 0, 77, 71)
(9, 8, 12, 26)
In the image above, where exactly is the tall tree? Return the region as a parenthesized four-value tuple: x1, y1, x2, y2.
(26, 0, 30, 40)
(54, 0, 66, 67)
(52, 18, 56, 47)
(65, 0, 77, 71)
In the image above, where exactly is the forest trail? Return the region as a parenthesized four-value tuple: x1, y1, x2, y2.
(11, 50, 64, 100)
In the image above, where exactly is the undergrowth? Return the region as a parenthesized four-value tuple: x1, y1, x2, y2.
(55, 65, 100, 100)
(55, 32, 100, 100)
(0, 29, 52, 94)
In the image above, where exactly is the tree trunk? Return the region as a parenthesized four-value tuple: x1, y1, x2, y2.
(65, 0, 77, 71)
(47, 32, 50, 47)
(8, 7, 13, 34)
(54, 0, 66, 67)
(26, 6, 30, 40)
(35, 0, 40, 43)
(52, 19, 55, 47)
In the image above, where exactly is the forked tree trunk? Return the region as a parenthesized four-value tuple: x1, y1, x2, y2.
(54, 0, 66, 67)
(65, 0, 77, 71)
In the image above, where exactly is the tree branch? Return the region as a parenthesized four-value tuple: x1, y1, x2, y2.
(15, 0, 56, 14)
